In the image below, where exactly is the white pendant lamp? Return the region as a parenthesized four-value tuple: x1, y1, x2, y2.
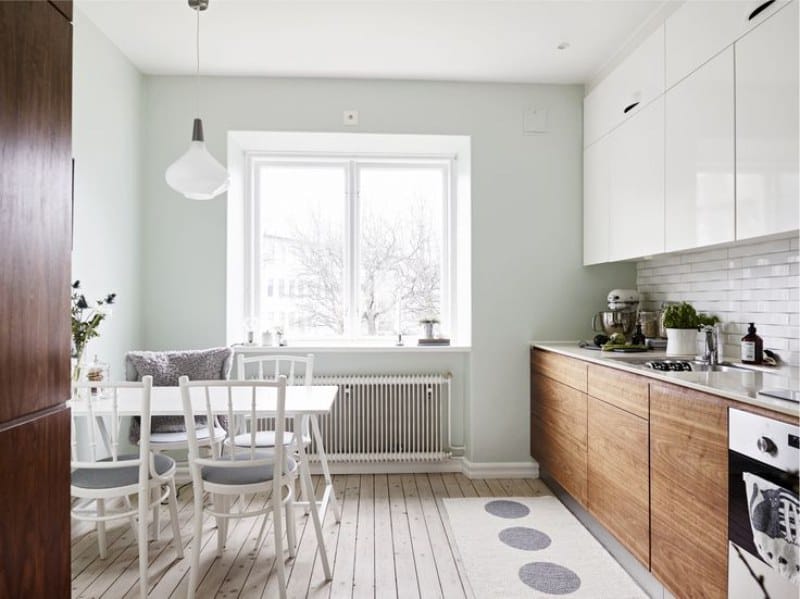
(165, 0, 229, 200)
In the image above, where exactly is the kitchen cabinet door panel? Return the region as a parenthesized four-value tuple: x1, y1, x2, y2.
(587, 397, 650, 567)
(650, 382, 728, 599)
(665, 47, 735, 252)
(587, 364, 649, 419)
(532, 349, 587, 393)
(0, 1, 72, 424)
(584, 26, 665, 148)
(583, 135, 611, 265)
(609, 97, 665, 261)
(735, 0, 799, 240)
(533, 420, 587, 506)
(0, 407, 71, 597)
(532, 375, 587, 446)
(665, 0, 789, 88)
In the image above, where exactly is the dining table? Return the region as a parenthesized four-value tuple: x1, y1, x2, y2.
(68, 383, 342, 533)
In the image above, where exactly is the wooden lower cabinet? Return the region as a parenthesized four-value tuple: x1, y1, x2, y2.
(531, 354, 588, 506)
(650, 382, 728, 599)
(587, 396, 650, 567)
(533, 419, 587, 505)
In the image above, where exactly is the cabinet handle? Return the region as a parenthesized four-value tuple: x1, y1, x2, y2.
(623, 101, 640, 114)
(748, 0, 776, 21)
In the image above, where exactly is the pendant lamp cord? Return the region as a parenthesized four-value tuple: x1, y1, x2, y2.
(195, 5, 200, 118)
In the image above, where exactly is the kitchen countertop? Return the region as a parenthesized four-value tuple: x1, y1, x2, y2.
(531, 341, 800, 418)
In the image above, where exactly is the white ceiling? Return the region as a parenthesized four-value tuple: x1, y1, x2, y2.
(78, 0, 667, 84)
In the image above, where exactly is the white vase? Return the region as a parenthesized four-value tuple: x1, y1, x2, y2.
(666, 328, 698, 356)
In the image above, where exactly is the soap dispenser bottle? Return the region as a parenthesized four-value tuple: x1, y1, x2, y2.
(741, 323, 763, 364)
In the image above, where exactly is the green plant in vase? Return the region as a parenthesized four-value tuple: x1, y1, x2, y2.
(661, 302, 718, 356)
(71, 280, 116, 381)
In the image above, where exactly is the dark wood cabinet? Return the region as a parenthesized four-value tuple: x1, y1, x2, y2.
(0, 0, 72, 425)
(0, 2, 73, 596)
(0, 408, 71, 597)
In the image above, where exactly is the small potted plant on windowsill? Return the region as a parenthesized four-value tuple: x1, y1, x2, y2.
(419, 317, 440, 339)
(662, 302, 719, 356)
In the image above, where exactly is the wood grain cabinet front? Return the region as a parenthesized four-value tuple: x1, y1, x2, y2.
(531, 350, 588, 506)
(587, 396, 650, 568)
(650, 382, 728, 599)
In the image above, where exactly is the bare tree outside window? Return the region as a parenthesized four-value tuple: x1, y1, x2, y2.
(258, 161, 446, 340)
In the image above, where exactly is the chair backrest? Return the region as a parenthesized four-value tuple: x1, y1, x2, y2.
(236, 353, 314, 387)
(178, 377, 288, 485)
(70, 376, 155, 483)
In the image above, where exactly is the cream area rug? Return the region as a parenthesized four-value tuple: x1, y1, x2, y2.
(442, 496, 648, 598)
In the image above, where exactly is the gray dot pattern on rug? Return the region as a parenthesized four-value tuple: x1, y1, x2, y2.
(519, 562, 581, 595)
(484, 499, 530, 519)
(499, 526, 551, 551)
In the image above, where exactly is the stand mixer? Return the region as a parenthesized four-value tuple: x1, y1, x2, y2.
(591, 289, 640, 340)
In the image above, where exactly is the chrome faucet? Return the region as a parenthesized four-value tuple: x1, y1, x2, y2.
(702, 325, 720, 365)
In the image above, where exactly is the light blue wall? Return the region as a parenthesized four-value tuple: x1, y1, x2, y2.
(72, 10, 144, 378)
(139, 76, 636, 464)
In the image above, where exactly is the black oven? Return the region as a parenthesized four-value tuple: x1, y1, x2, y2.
(728, 408, 799, 599)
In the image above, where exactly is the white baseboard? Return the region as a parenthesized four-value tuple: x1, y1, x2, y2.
(459, 458, 540, 479)
(306, 460, 463, 475)
(305, 458, 540, 478)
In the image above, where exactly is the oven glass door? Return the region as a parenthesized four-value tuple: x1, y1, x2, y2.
(728, 450, 799, 558)
(729, 449, 799, 598)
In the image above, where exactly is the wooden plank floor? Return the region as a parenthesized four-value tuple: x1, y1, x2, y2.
(71, 474, 551, 598)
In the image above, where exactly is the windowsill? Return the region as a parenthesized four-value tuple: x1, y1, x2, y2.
(231, 343, 471, 354)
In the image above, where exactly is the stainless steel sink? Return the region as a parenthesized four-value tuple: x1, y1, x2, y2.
(690, 362, 749, 373)
(607, 357, 750, 373)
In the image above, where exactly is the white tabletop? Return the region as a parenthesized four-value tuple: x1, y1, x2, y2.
(69, 385, 339, 417)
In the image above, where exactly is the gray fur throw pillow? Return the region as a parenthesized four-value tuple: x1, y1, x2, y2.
(127, 347, 232, 442)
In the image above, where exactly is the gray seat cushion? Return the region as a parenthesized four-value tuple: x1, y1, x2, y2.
(71, 453, 175, 490)
(151, 426, 226, 445)
(201, 455, 297, 486)
(232, 430, 310, 448)
(126, 347, 233, 443)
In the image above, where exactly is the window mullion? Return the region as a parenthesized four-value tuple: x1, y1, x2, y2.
(347, 160, 361, 338)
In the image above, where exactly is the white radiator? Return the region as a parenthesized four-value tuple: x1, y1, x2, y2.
(255, 373, 453, 463)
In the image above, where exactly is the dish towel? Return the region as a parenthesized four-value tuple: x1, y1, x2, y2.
(743, 472, 800, 583)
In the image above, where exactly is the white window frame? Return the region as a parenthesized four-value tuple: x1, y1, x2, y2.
(244, 152, 456, 342)
(227, 131, 471, 348)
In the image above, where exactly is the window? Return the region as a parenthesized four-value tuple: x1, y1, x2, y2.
(228, 131, 471, 347)
(249, 156, 453, 342)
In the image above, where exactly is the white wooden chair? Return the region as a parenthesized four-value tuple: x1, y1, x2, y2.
(233, 353, 314, 451)
(69, 376, 183, 599)
(180, 376, 310, 599)
(234, 353, 341, 522)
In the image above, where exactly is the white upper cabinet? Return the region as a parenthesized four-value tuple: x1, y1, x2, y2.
(584, 25, 664, 148)
(583, 135, 612, 265)
(665, 47, 735, 252)
(608, 97, 665, 262)
(665, 0, 790, 89)
(735, 0, 799, 239)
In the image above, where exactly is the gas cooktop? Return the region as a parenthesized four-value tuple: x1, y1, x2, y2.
(644, 360, 694, 372)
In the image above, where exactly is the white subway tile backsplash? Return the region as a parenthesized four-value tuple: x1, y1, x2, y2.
(680, 248, 728, 264)
(637, 235, 800, 366)
(690, 259, 731, 273)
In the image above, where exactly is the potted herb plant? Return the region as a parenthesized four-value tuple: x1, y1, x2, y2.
(419, 317, 440, 339)
(661, 302, 718, 356)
